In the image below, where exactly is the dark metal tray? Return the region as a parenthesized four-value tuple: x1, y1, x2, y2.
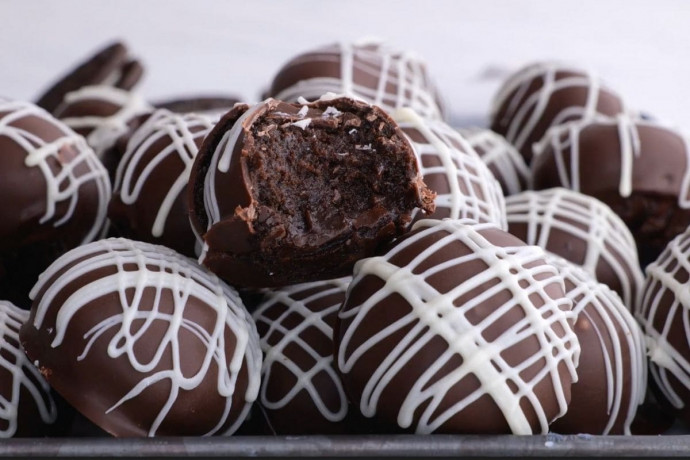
(2, 434, 690, 458)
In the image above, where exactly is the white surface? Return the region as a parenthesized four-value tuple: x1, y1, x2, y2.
(2, 0, 689, 128)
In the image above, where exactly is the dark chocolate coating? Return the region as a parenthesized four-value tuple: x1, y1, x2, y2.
(532, 118, 690, 267)
(36, 41, 144, 114)
(335, 219, 578, 434)
(490, 62, 625, 163)
(253, 278, 354, 434)
(189, 97, 435, 288)
(19, 238, 261, 437)
(154, 95, 241, 115)
(109, 110, 216, 257)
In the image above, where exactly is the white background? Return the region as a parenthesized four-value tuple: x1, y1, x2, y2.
(2, 0, 689, 128)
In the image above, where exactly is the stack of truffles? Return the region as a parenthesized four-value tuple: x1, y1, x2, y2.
(3, 38, 689, 439)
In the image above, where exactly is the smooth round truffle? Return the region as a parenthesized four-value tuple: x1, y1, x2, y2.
(36, 41, 144, 115)
(0, 99, 111, 307)
(458, 127, 530, 196)
(637, 227, 690, 423)
(269, 40, 445, 121)
(252, 277, 352, 434)
(531, 115, 690, 267)
(154, 95, 241, 116)
(505, 188, 644, 310)
(546, 256, 646, 435)
(393, 109, 507, 229)
(335, 218, 580, 435)
(0, 300, 57, 437)
(54, 85, 153, 159)
(19, 238, 262, 437)
(189, 96, 435, 288)
(490, 62, 625, 163)
(109, 109, 217, 257)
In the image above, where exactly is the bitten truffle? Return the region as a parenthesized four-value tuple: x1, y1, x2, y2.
(189, 96, 435, 288)
(335, 218, 580, 435)
(20, 238, 262, 437)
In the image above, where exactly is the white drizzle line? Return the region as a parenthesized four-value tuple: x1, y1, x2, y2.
(490, 62, 622, 155)
(57, 86, 153, 158)
(337, 218, 579, 435)
(505, 188, 644, 310)
(274, 41, 444, 121)
(0, 100, 111, 244)
(458, 127, 531, 196)
(113, 109, 216, 238)
(30, 238, 262, 436)
(393, 108, 507, 229)
(252, 278, 350, 422)
(0, 301, 57, 438)
(547, 256, 646, 435)
(638, 227, 690, 409)
(533, 114, 690, 209)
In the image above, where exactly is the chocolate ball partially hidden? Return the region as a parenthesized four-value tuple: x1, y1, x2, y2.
(189, 96, 435, 288)
(269, 40, 445, 121)
(490, 62, 625, 163)
(547, 256, 646, 435)
(253, 277, 352, 434)
(532, 115, 690, 267)
(20, 238, 262, 437)
(393, 109, 507, 229)
(506, 188, 644, 310)
(335, 219, 580, 434)
(109, 109, 217, 257)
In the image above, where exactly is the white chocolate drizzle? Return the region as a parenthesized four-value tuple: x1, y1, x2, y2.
(113, 109, 216, 238)
(273, 40, 445, 121)
(547, 255, 646, 435)
(30, 238, 262, 436)
(505, 188, 644, 309)
(0, 99, 111, 244)
(337, 218, 580, 435)
(393, 108, 507, 229)
(0, 301, 57, 437)
(253, 278, 350, 423)
(56, 85, 153, 158)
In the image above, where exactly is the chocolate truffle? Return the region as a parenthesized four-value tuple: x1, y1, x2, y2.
(54, 85, 153, 159)
(531, 115, 690, 267)
(505, 188, 644, 310)
(0, 300, 57, 437)
(109, 109, 217, 257)
(36, 41, 144, 114)
(490, 62, 625, 163)
(335, 218, 580, 435)
(189, 96, 435, 288)
(546, 256, 646, 435)
(393, 108, 507, 229)
(269, 40, 445, 121)
(637, 226, 690, 423)
(0, 99, 111, 307)
(154, 95, 241, 116)
(458, 127, 531, 195)
(19, 238, 262, 437)
(252, 277, 352, 434)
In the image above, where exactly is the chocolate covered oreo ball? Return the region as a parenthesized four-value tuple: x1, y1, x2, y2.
(269, 40, 445, 121)
(20, 238, 262, 437)
(109, 109, 217, 257)
(490, 62, 625, 163)
(0, 300, 57, 437)
(506, 188, 644, 309)
(547, 256, 646, 435)
(532, 115, 690, 267)
(154, 95, 241, 116)
(253, 278, 352, 434)
(458, 127, 530, 196)
(394, 109, 507, 228)
(0, 99, 111, 307)
(336, 219, 580, 435)
(189, 96, 435, 288)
